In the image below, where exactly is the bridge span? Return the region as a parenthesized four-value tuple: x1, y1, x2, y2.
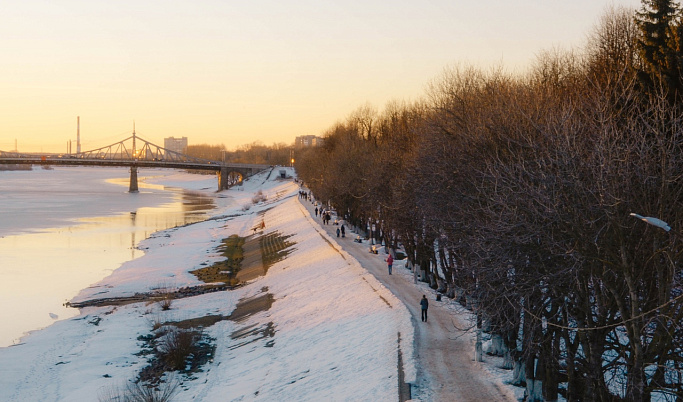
(0, 133, 271, 192)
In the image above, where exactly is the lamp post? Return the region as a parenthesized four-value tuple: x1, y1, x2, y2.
(629, 213, 683, 237)
(629, 213, 683, 267)
(629, 213, 671, 232)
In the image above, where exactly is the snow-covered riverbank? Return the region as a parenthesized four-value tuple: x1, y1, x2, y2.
(0, 168, 415, 401)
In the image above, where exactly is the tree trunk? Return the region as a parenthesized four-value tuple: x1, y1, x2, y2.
(582, 331, 609, 401)
(475, 310, 483, 362)
(542, 334, 559, 402)
(564, 339, 581, 402)
(446, 283, 456, 299)
(525, 356, 543, 402)
(625, 356, 647, 402)
(511, 353, 526, 386)
(490, 333, 505, 357)
(502, 327, 519, 371)
(565, 365, 581, 402)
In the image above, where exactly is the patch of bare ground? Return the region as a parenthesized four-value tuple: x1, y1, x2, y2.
(227, 288, 277, 350)
(90, 225, 292, 392)
(228, 289, 275, 322)
(163, 288, 275, 329)
(69, 229, 294, 310)
(190, 234, 244, 287)
(234, 234, 264, 282)
(229, 321, 276, 349)
(66, 284, 230, 309)
(135, 327, 216, 385)
(137, 288, 276, 385)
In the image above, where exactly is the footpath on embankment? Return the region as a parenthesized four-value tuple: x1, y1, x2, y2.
(300, 194, 517, 402)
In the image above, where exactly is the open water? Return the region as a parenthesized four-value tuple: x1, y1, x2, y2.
(0, 167, 215, 347)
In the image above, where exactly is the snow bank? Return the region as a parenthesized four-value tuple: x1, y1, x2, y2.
(0, 167, 413, 401)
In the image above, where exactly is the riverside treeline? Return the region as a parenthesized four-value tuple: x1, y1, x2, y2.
(295, 3, 683, 402)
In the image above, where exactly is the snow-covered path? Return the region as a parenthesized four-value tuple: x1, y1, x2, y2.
(301, 197, 516, 402)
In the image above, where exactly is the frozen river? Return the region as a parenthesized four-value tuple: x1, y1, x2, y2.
(0, 167, 216, 347)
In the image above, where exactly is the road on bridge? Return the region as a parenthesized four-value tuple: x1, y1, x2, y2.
(299, 196, 516, 402)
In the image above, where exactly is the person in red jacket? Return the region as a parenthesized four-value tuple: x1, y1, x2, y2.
(386, 253, 394, 275)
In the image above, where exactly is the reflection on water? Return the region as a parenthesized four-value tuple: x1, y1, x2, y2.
(0, 188, 215, 348)
(181, 191, 216, 213)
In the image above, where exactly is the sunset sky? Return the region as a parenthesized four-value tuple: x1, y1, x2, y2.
(1, 0, 642, 153)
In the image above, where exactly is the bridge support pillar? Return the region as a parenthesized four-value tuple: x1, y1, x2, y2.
(129, 166, 139, 193)
(218, 166, 228, 191)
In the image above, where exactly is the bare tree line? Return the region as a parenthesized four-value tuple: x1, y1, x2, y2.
(296, 4, 683, 401)
(185, 142, 293, 166)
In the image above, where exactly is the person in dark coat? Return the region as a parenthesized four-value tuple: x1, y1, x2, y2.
(420, 295, 429, 322)
(315, 207, 318, 217)
(340, 224, 346, 237)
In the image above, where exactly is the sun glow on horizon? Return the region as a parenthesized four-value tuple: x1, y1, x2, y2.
(0, 0, 642, 154)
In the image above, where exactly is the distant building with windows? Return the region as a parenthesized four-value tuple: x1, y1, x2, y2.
(164, 137, 188, 156)
(295, 135, 324, 148)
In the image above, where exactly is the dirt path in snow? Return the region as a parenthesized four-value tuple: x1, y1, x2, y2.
(300, 198, 515, 402)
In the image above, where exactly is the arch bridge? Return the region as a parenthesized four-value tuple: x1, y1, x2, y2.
(0, 132, 271, 192)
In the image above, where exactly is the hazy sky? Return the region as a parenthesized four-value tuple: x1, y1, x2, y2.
(1, 0, 642, 153)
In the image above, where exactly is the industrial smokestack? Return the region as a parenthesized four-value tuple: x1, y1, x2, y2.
(77, 116, 81, 154)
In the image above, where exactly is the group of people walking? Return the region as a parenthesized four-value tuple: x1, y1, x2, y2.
(315, 205, 349, 238)
(298, 190, 311, 201)
(314, 206, 330, 224)
(303, 186, 431, 325)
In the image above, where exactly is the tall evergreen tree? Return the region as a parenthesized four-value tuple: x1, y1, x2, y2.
(636, 0, 683, 101)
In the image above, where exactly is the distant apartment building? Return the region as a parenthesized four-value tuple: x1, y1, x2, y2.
(295, 135, 324, 148)
(164, 136, 188, 156)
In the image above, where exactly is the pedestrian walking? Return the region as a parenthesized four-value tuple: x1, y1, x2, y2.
(420, 295, 429, 322)
(336, 228, 340, 237)
(386, 253, 394, 275)
(315, 207, 319, 217)
(341, 224, 345, 237)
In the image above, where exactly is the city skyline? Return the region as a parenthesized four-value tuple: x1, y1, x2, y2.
(1, 0, 642, 153)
